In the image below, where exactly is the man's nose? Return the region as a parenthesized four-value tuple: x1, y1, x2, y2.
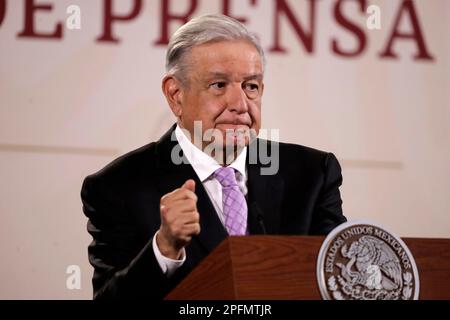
(226, 85, 248, 113)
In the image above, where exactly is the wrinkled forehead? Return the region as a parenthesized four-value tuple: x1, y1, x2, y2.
(187, 40, 264, 77)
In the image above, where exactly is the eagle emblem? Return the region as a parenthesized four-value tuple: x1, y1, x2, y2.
(317, 221, 419, 300)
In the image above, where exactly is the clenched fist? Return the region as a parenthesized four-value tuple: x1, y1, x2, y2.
(156, 179, 201, 259)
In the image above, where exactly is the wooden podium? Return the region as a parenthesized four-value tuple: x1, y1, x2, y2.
(166, 236, 450, 300)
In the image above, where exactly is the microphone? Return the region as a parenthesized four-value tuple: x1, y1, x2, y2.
(251, 202, 266, 235)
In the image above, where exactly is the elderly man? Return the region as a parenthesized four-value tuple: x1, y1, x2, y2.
(81, 14, 346, 300)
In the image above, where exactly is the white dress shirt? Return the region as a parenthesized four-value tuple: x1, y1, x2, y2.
(152, 125, 248, 277)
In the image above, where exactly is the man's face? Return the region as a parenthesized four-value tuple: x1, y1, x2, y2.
(176, 40, 264, 150)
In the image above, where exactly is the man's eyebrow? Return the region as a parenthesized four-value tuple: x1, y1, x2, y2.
(205, 72, 264, 81)
(205, 72, 231, 80)
(243, 74, 263, 81)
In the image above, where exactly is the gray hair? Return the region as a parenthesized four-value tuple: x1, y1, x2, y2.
(165, 14, 265, 84)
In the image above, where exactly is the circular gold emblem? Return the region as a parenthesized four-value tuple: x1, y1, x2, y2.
(317, 221, 420, 300)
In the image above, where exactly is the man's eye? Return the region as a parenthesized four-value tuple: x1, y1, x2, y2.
(245, 83, 259, 91)
(210, 82, 226, 89)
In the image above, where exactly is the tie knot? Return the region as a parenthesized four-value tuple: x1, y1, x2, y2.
(213, 167, 238, 187)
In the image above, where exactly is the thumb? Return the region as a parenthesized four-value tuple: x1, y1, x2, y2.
(182, 179, 196, 192)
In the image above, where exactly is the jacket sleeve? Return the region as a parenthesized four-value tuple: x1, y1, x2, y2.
(81, 175, 181, 300)
(310, 152, 347, 235)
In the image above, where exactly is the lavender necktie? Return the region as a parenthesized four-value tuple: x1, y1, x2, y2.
(213, 167, 248, 235)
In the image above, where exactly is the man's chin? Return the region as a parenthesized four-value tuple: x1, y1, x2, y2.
(224, 136, 250, 149)
(207, 139, 248, 151)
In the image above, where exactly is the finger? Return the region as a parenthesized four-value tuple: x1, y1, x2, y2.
(181, 179, 195, 192)
(164, 199, 197, 214)
(182, 222, 201, 236)
(162, 210, 199, 227)
(163, 220, 199, 241)
(183, 210, 200, 224)
(162, 188, 197, 203)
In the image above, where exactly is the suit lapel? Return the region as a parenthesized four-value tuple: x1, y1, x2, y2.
(246, 139, 284, 235)
(155, 125, 227, 254)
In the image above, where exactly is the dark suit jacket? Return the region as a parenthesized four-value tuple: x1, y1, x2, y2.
(81, 125, 346, 299)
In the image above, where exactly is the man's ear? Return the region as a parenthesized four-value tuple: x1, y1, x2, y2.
(162, 75, 184, 117)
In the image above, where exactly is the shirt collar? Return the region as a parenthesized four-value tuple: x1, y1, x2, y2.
(175, 125, 247, 182)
